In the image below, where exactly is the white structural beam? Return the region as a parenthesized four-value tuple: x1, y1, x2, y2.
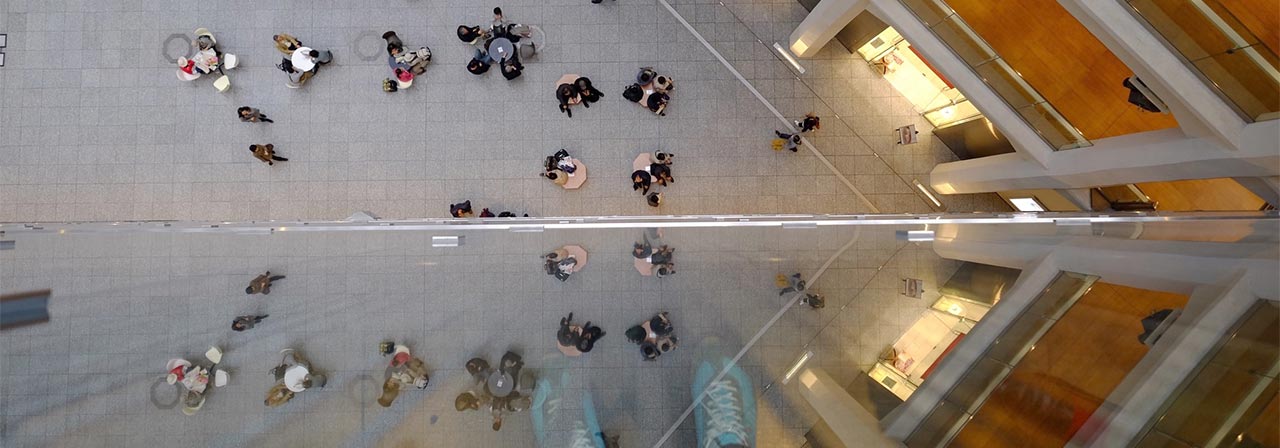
(788, 0, 869, 58)
(1055, 0, 1251, 150)
(930, 126, 1280, 194)
(797, 368, 903, 447)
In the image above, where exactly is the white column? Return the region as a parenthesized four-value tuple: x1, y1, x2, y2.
(788, 0, 869, 58)
(797, 367, 904, 447)
(1055, 0, 1251, 150)
(930, 125, 1280, 194)
(866, 0, 1055, 168)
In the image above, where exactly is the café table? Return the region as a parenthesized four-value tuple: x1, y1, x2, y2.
(291, 47, 317, 72)
(488, 37, 515, 62)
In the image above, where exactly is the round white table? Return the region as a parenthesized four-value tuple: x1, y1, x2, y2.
(291, 47, 317, 72)
(284, 365, 310, 392)
(488, 37, 515, 62)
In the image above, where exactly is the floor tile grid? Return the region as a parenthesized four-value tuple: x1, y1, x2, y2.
(0, 225, 925, 447)
(0, 1, 881, 223)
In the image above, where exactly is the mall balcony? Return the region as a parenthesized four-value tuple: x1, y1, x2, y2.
(786, 0, 1279, 214)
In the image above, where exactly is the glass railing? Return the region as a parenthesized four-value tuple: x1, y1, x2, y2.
(904, 271, 1099, 447)
(899, 0, 1092, 150)
(1127, 0, 1280, 122)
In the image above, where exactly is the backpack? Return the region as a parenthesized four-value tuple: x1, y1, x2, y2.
(623, 84, 643, 102)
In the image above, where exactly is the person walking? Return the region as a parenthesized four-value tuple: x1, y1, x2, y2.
(250, 144, 288, 166)
(232, 314, 269, 331)
(237, 106, 273, 123)
(246, 272, 286, 295)
(795, 113, 821, 133)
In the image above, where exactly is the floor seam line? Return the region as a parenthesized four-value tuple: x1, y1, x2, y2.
(654, 0, 880, 213)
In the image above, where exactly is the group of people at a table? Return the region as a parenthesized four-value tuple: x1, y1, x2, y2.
(455, 352, 531, 431)
(540, 149, 586, 189)
(623, 67, 676, 116)
(376, 341, 431, 407)
(273, 33, 333, 87)
(460, 8, 530, 80)
(176, 31, 226, 77)
(380, 31, 432, 92)
(633, 228, 676, 278)
(632, 150, 676, 207)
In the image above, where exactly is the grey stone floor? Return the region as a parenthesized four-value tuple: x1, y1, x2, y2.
(0, 224, 953, 447)
(0, 0, 1007, 446)
(0, 0, 1006, 223)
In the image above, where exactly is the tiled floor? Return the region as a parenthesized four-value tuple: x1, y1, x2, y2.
(0, 223, 954, 447)
(0, 0, 1005, 223)
(0, 0, 1010, 446)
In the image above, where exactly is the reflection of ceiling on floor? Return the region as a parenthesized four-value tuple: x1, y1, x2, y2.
(951, 282, 1189, 447)
(1139, 178, 1267, 211)
(947, 0, 1181, 140)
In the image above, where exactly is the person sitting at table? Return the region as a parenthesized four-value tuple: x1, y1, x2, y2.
(457, 25, 488, 45)
(277, 59, 309, 85)
(467, 51, 492, 75)
(575, 77, 603, 107)
(653, 75, 675, 93)
(651, 245, 675, 265)
(650, 150, 673, 165)
(647, 192, 663, 207)
(655, 163, 675, 186)
(637, 67, 656, 85)
(450, 200, 474, 218)
(655, 263, 675, 278)
(274, 34, 302, 55)
(501, 58, 523, 80)
(541, 169, 568, 186)
(647, 91, 670, 116)
(631, 170, 652, 194)
(651, 163, 674, 186)
(177, 57, 198, 76)
(545, 149, 576, 174)
(556, 83, 580, 117)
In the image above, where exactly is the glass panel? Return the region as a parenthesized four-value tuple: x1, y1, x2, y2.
(972, 58, 1038, 110)
(1139, 301, 1280, 448)
(931, 15, 998, 66)
(946, 357, 1010, 413)
(1211, 302, 1280, 375)
(0, 214, 1274, 448)
(1016, 102, 1089, 150)
(905, 399, 968, 447)
(1133, 430, 1196, 448)
(1191, 47, 1280, 121)
(1127, 0, 1280, 121)
(986, 315, 1053, 365)
(899, 0, 955, 27)
(1153, 364, 1271, 445)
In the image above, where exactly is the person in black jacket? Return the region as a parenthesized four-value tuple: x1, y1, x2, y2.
(574, 77, 603, 107)
(631, 170, 652, 194)
(556, 83, 580, 117)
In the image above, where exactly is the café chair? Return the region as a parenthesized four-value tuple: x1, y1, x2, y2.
(193, 28, 215, 44)
(212, 75, 231, 92)
(221, 53, 238, 70)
